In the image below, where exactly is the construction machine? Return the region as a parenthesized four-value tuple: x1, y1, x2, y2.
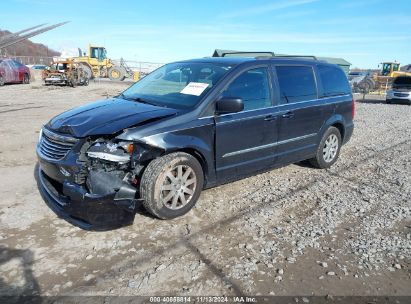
(379, 62, 402, 77)
(373, 61, 411, 92)
(351, 61, 411, 94)
(70, 45, 133, 81)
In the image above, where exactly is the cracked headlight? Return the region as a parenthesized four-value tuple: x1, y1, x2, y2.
(87, 141, 131, 164)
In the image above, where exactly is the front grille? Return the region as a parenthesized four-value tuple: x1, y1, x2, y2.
(39, 128, 78, 160)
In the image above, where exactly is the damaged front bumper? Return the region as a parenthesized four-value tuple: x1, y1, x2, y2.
(37, 166, 137, 230)
(35, 127, 159, 230)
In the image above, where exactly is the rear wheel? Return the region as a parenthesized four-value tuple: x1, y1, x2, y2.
(108, 66, 126, 81)
(82, 77, 89, 86)
(140, 152, 204, 219)
(309, 127, 342, 169)
(23, 73, 30, 84)
(69, 78, 77, 87)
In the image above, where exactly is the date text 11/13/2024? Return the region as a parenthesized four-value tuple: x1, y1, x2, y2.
(149, 296, 257, 303)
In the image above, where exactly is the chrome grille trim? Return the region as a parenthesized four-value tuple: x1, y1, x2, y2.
(39, 128, 78, 160)
(42, 128, 79, 143)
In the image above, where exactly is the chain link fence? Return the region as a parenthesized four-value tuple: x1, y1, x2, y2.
(116, 60, 164, 77)
(9, 56, 164, 77)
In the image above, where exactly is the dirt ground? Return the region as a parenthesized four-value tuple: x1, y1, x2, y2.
(0, 79, 410, 299)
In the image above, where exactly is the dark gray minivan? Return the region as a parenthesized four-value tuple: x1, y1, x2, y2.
(37, 56, 354, 229)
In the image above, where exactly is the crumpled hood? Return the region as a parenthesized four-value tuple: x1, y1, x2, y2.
(47, 97, 178, 137)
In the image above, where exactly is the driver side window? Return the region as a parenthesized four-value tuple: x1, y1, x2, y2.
(222, 67, 271, 111)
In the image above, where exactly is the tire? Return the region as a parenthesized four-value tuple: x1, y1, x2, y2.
(366, 78, 375, 92)
(309, 127, 342, 169)
(79, 63, 93, 79)
(23, 73, 30, 84)
(108, 66, 126, 81)
(0, 75, 4, 86)
(362, 82, 370, 94)
(82, 77, 89, 86)
(386, 99, 391, 104)
(140, 152, 204, 219)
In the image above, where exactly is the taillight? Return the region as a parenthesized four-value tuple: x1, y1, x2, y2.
(352, 98, 356, 119)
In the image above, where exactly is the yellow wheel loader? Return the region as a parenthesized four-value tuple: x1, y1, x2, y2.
(70, 45, 133, 81)
(353, 62, 411, 94)
(374, 62, 411, 92)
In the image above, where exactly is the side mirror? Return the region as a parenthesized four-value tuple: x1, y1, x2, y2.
(216, 97, 244, 115)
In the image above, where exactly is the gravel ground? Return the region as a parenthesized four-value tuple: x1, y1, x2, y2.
(0, 81, 410, 298)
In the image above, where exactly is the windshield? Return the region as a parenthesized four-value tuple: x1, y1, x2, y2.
(382, 63, 391, 76)
(121, 62, 232, 109)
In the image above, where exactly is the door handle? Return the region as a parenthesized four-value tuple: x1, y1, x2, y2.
(264, 114, 277, 121)
(282, 111, 294, 118)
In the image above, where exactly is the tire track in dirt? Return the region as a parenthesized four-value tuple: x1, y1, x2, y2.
(57, 139, 410, 295)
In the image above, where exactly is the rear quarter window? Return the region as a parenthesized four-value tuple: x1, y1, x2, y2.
(318, 65, 351, 97)
(275, 65, 317, 104)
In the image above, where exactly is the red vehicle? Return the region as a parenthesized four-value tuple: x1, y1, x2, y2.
(0, 58, 30, 86)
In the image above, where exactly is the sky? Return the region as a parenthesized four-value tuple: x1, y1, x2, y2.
(1, 0, 410, 68)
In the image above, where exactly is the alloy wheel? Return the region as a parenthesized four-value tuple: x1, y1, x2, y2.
(160, 165, 197, 210)
(323, 134, 339, 163)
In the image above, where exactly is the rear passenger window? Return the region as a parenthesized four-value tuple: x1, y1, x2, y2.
(276, 66, 317, 104)
(222, 67, 271, 111)
(318, 65, 351, 97)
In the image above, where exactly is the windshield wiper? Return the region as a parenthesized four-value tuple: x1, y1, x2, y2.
(119, 94, 159, 106)
(130, 97, 155, 105)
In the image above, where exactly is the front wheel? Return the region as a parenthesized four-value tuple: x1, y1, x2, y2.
(0, 75, 4, 86)
(361, 82, 370, 94)
(309, 127, 342, 169)
(140, 152, 204, 219)
(108, 66, 126, 81)
(79, 63, 93, 79)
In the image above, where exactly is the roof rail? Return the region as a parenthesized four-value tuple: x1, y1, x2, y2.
(272, 55, 318, 60)
(255, 56, 275, 59)
(216, 50, 318, 60)
(221, 51, 275, 57)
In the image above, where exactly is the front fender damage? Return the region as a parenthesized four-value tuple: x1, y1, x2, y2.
(78, 138, 165, 205)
